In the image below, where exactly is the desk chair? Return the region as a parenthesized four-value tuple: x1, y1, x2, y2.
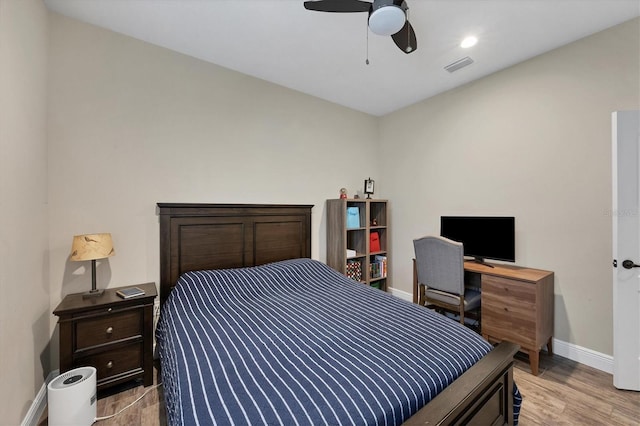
(413, 235, 481, 325)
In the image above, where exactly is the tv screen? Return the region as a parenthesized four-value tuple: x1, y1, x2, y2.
(440, 216, 515, 263)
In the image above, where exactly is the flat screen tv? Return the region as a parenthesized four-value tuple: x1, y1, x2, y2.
(440, 216, 515, 264)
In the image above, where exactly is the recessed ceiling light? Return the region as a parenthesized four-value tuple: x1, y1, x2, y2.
(460, 36, 478, 49)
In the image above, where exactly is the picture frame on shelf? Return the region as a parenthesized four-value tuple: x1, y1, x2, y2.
(364, 178, 375, 199)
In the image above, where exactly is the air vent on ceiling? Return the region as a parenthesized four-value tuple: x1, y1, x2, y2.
(444, 56, 474, 73)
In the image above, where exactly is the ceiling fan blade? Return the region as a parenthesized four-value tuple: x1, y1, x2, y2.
(391, 20, 417, 54)
(304, 0, 371, 13)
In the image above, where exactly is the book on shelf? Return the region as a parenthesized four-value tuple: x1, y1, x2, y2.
(116, 286, 145, 299)
(373, 255, 387, 278)
(370, 262, 381, 278)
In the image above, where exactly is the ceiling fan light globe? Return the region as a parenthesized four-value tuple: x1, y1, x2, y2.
(369, 6, 405, 36)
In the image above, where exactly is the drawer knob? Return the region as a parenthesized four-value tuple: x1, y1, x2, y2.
(106, 327, 113, 335)
(106, 361, 113, 369)
(108, 308, 112, 313)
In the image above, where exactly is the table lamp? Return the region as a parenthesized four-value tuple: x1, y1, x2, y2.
(70, 233, 115, 298)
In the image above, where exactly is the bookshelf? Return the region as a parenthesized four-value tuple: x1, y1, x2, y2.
(326, 198, 389, 290)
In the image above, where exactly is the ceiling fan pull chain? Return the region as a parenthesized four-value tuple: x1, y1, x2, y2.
(365, 20, 370, 65)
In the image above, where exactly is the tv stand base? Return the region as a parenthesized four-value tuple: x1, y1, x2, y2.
(467, 257, 495, 268)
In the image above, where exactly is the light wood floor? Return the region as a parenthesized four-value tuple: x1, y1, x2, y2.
(513, 352, 639, 425)
(39, 354, 639, 425)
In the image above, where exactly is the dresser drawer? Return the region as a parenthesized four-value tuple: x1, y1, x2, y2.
(483, 275, 536, 308)
(78, 343, 143, 382)
(75, 309, 142, 350)
(482, 276, 537, 347)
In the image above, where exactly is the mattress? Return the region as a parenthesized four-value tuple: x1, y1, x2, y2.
(157, 258, 521, 425)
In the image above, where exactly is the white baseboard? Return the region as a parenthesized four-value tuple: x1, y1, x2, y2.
(387, 286, 613, 374)
(552, 338, 613, 374)
(21, 369, 59, 426)
(389, 286, 412, 302)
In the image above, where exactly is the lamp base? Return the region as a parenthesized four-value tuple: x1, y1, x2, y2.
(82, 288, 105, 299)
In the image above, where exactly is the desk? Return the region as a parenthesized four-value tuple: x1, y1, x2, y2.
(413, 260, 554, 375)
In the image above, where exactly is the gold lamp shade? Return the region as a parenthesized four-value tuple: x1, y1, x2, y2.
(70, 233, 115, 297)
(71, 233, 115, 261)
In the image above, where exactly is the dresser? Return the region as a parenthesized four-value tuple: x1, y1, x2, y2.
(465, 261, 554, 376)
(53, 282, 157, 391)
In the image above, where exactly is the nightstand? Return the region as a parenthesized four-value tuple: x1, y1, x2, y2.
(53, 282, 157, 391)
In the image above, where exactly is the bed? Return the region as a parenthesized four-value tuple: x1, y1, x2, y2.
(156, 203, 521, 425)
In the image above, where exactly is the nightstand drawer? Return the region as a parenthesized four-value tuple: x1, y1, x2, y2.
(79, 343, 143, 381)
(76, 310, 142, 350)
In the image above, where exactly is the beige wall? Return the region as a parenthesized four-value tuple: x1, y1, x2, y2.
(47, 13, 378, 366)
(0, 0, 50, 423)
(379, 18, 640, 355)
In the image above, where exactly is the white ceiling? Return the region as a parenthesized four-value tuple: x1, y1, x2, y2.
(43, 0, 640, 116)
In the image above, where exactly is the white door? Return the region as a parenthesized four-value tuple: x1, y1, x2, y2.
(612, 110, 640, 391)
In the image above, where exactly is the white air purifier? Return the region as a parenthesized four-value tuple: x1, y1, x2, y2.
(47, 366, 97, 426)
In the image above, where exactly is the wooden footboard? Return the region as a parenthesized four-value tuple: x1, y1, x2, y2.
(404, 342, 519, 426)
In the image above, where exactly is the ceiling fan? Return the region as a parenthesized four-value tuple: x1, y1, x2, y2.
(303, 0, 417, 54)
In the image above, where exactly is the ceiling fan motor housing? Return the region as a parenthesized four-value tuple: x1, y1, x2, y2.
(369, 0, 407, 36)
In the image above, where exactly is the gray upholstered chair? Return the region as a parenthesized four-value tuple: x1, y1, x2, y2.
(413, 235, 481, 325)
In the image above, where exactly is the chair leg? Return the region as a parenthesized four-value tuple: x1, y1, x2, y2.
(459, 299, 465, 325)
(413, 259, 418, 304)
(419, 284, 426, 307)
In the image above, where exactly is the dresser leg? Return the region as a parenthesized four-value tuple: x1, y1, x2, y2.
(529, 350, 540, 376)
(546, 337, 554, 355)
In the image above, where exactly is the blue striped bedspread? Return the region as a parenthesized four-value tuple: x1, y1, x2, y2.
(157, 258, 521, 425)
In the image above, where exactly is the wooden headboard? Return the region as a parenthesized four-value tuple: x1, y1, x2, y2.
(157, 203, 312, 305)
